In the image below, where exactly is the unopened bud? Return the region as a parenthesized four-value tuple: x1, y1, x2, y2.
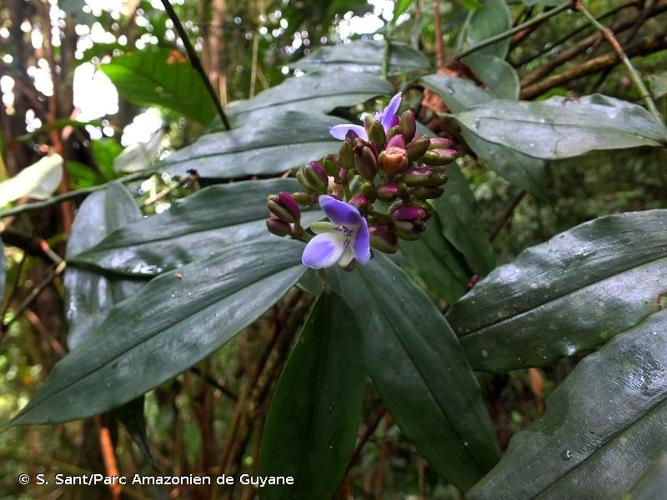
(422, 148, 458, 166)
(387, 134, 406, 149)
(399, 110, 416, 142)
(406, 135, 431, 161)
(267, 192, 300, 223)
(391, 205, 428, 221)
(360, 181, 376, 198)
(368, 120, 387, 149)
(292, 191, 316, 205)
(428, 137, 455, 150)
(338, 142, 355, 170)
(378, 147, 408, 177)
(377, 183, 400, 202)
(412, 185, 445, 200)
(266, 217, 291, 237)
(386, 125, 401, 141)
(353, 143, 378, 181)
(394, 220, 426, 240)
(369, 224, 399, 253)
(402, 166, 448, 186)
(323, 154, 339, 176)
(349, 194, 370, 211)
(298, 161, 329, 193)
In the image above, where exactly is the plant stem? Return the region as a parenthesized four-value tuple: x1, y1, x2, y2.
(456, 2, 571, 59)
(382, 27, 392, 80)
(575, 0, 664, 126)
(159, 0, 231, 130)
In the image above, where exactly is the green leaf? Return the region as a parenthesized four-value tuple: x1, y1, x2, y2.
(461, 53, 519, 99)
(227, 71, 394, 126)
(0, 239, 5, 303)
(392, 0, 415, 22)
(626, 452, 667, 500)
(11, 239, 306, 424)
(161, 112, 344, 179)
(100, 49, 215, 125)
(435, 164, 496, 275)
(465, 0, 512, 59)
(90, 139, 123, 179)
(448, 209, 667, 371)
(259, 291, 365, 499)
(0, 155, 63, 206)
(422, 74, 549, 200)
(70, 178, 321, 277)
(114, 129, 163, 174)
(327, 255, 500, 490)
(647, 70, 667, 99)
(453, 94, 667, 159)
(468, 310, 667, 500)
(293, 40, 431, 75)
(400, 211, 469, 304)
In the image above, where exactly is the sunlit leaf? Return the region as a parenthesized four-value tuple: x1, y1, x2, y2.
(0, 155, 63, 206)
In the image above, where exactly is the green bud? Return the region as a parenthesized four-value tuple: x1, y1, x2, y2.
(353, 144, 378, 181)
(266, 217, 291, 237)
(368, 120, 387, 149)
(394, 220, 426, 240)
(267, 196, 296, 223)
(369, 224, 399, 253)
(292, 191, 317, 205)
(323, 154, 339, 177)
(338, 141, 355, 170)
(402, 166, 448, 187)
(405, 134, 431, 161)
(399, 109, 416, 143)
(411, 186, 445, 200)
(422, 148, 457, 166)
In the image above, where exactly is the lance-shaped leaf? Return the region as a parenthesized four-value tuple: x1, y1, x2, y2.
(0, 154, 63, 206)
(292, 40, 431, 75)
(259, 291, 365, 499)
(227, 71, 394, 125)
(161, 111, 344, 179)
(327, 255, 500, 490)
(462, 54, 519, 100)
(453, 94, 667, 159)
(11, 239, 305, 425)
(70, 178, 321, 277)
(465, 0, 512, 59)
(100, 49, 215, 125)
(422, 74, 548, 201)
(468, 311, 667, 500)
(626, 452, 667, 500)
(448, 209, 667, 372)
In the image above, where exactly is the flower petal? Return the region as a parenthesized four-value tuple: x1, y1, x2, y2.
(380, 92, 402, 131)
(353, 216, 371, 264)
(302, 231, 346, 269)
(329, 124, 368, 141)
(337, 247, 355, 268)
(319, 195, 363, 226)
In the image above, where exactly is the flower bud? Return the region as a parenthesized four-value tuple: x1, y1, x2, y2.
(368, 120, 387, 149)
(369, 224, 399, 253)
(378, 147, 408, 177)
(266, 216, 291, 237)
(399, 109, 416, 143)
(360, 181, 376, 198)
(428, 137, 455, 150)
(298, 161, 328, 193)
(386, 125, 401, 141)
(349, 194, 370, 211)
(387, 134, 406, 149)
(338, 141, 355, 170)
(267, 192, 300, 223)
(394, 220, 426, 240)
(292, 191, 317, 205)
(412, 185, 445, 200)
(377, 183, 400, 202)
(353, 143, 378, 181)
(323, 154, 339, 176)
(391, 205, 428, 221)
(405, 134, 431, 161)
(422, 148, 458, 166)
(401, 166, 448, 186)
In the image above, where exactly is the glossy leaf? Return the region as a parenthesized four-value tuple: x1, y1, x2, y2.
(400, 211, 469, 304)
(0, 155, 63, 206)
(468, 311, 667, 499)
(448, 209, 667, 371)
(100, 49, 215, 125)
(422, 74, 548, 200)
(259, 292, 365, 499)
(71, 178, 320, 277)
(293, 40, 431, 75)
(90, 139, 122, 179)
(327, 255, 500, 490)
(12, 239, 306, 424)
(454, 94, 667, 159)
(435, 164, 496, 275)
(626, 452, 667, 500)
(462, 54, 519, 99)
(114, 129, 163, 173)
(465, 0, 512, 59)
(161, 111, 344, 178)
(227, 71, 394, 125)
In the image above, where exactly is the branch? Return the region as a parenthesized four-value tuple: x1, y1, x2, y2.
(489, 191, 526, 242)
(159, 0, 231, 130)
(520, 32, 667, 99)
(456, 2, 571, 59)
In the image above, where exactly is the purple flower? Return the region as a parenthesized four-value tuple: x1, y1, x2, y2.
(329, 93, 402, 141)
(302, 195, 371, 269)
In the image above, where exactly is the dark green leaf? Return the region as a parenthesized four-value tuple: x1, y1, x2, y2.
(327, 255, 500, 490)
(113, 397, 153, 466)
(448, 209, 667, 371)
(227, 71, 394, 125)
(462, 54, 519, 99)
(453, 94, 667, 159)
(71, 178, 321, 277)
(293, 40, 431, 75)
(647, 70, 667, 99)
(435, 164, 496, 275)
(100, 49, 215, 125)
(626, 452, 667, 500)
(465, 0, 512, 59)
(400, 211, 469, 304)
(12, 239, 305, 424)
(161, 112, 344, 179)
(259, 291, 365, 499)
(468, 311, 667, 499)
(422, 74, 548, 200)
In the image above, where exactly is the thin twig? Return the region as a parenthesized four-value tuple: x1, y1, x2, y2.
(456, 2, 571, 59)
(159, 0, 231, 130)
(490, 191, 526, 243)
(189, 367, 238, 401)
(574, 0, 664, 126)
(345, 408, 387, 474)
